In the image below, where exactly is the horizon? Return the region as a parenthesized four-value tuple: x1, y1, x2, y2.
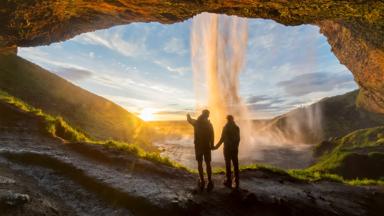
(18, 16, 357, 121)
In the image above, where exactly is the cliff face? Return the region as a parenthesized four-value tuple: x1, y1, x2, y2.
(319, 20, 384, 113)
(0, 0, 383, 112)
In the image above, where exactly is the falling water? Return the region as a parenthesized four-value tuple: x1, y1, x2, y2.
(191, 13, 254, 159)
(188, 12, 321, 168)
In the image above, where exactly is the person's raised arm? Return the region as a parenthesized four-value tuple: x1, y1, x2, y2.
(186, 113, 196, 126)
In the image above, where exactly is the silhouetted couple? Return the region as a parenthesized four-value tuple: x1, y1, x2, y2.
(187, 109, 240, 192)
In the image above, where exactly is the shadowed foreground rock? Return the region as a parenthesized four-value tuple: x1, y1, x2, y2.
(0, 0, 384, 113)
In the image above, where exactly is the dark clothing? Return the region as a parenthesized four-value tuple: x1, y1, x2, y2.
(188, 115, 214, 162)
(225, 148, 239, 186)
(218, 121, 240, 185)
(196, 148, 211, 163)
(218, 121, 240, 152)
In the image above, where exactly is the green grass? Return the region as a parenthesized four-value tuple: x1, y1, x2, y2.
(237, 163, 384, 186)
(309, 126, 384, 181)
(313, 126, 384, 158)
(0, 90, 90, 142)
(338, 127, 384, 148)
(0, 89, 190, 171)
(288, 169, 344, 182)
(288, 169, 384, 186)
(240, 163, 287, 174)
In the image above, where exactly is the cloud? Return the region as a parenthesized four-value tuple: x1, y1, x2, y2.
(18, 47, 92, 72)
(72, 28, 148, 57)
(247, 94, 286, 106)
(246, 94, 290, 113)
(53, 67, 93, 81)
(154, 60, 190, 75)
(247, 95, 271, 104)
(277, 72, 356, 96)
(163, 37, 187, 55)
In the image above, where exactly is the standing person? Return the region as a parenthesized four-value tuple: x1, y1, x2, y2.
(213, 115, 240, 189)
(187, 110, 215, 191)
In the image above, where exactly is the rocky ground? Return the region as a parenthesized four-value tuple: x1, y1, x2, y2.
(0, 106, 383, 216)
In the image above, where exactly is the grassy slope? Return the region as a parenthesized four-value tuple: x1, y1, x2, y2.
(309, 126, 384, 180)
(267, 90, 384, 144)
(0, 89, 189, 171)
(0, 53, 155, 150)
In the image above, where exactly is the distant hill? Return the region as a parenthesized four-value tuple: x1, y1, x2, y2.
(0, 52, 154, 150)
(264, 90, 384, 144)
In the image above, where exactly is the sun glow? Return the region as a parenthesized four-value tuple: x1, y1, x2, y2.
(139, 108, 155, 121)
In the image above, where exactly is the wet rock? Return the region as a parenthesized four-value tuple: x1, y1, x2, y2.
(0, 175, 16, 184)
(0, 190, 30, 207)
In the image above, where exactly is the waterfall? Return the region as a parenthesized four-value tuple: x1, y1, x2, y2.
(191, 13, 254, 158)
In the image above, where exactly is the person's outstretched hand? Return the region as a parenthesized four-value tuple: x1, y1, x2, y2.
(187, 113, 191, 118)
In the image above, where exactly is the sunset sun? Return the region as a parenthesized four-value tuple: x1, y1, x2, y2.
(139, 108, 155, 121)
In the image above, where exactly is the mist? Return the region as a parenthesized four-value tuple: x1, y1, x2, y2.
(187, 12, 322, 168)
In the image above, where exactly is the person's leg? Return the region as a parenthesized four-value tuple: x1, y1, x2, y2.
(205, 150, 214, 191)
(206, 162, 214, 192)
(197, 159, 204, 182)
(195, 148, 204, 182)
(197, 159, 205, 190)
(233, 151, 239, 189)
(202, 149, 212, 182)
(224, 150, 232, 187)
(206, 161, 212, 182)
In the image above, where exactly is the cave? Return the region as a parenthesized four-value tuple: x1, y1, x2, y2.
(1, 1, 384, 215)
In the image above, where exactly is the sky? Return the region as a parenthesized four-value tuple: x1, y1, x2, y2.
(18, 15, 357, 121)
